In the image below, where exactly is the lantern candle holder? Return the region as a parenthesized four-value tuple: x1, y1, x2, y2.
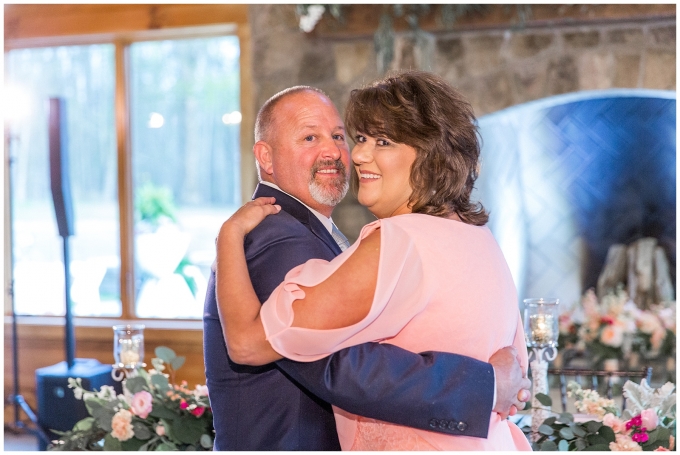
(524, 298, 559, 443)
(111, 324, 146, 381)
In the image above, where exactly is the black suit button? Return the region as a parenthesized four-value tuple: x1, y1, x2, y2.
(439, 420, 448, 429)
(429, 419, 438, 428)
(457, 421, 467, 432)
(447, 420, 457, 431)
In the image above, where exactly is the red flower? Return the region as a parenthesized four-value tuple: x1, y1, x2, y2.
(600, 316, 615, 325)
(192, 406, 206, 417)
(179, 400, 189, 410)
(632, 432, 649, 443)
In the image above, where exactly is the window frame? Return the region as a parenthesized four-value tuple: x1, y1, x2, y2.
(4, 21, 254, 326)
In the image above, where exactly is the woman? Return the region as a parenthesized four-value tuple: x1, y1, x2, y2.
(216, 71, 531, 450)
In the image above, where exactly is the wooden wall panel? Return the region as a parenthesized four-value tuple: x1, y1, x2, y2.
(4, 320, 205, 424)
(4, 4, 248, 41)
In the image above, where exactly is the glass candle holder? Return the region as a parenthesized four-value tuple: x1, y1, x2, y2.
(113, 324, 145, 368)
(523, 298, 559, 348)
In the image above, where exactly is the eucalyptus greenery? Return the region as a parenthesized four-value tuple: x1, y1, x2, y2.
(296, 4, 533, 73)
(525, 393, 618, 451)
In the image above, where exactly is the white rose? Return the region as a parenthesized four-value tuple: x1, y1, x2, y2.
(600, 324, 624, 347)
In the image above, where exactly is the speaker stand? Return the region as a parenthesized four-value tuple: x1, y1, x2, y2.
(5, 270, 51, 447)
(4, 123, 51, 448)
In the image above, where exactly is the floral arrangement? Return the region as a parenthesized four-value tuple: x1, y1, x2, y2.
(634, 303, 676, 360)
(528, 379, 676, 451)
(558, 287, 676, 366)
(48, 347, 213, 451)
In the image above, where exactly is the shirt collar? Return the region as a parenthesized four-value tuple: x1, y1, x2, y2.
(259, 181, 334, 234)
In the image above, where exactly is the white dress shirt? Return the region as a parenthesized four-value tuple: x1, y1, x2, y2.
(259, 181, 336, 234)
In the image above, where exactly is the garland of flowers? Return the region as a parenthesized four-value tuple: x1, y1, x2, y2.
(558, 287, 676, 367)
(48, 347, 212, 451)
(527, 379, 676, 451)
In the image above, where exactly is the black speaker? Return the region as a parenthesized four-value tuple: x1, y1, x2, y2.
(35, 359, 120, 450)
(48, 97, 75, 237)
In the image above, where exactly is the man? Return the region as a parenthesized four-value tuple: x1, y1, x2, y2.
(203, 86, 530, 450)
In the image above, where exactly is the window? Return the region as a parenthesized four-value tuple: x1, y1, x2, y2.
(6, 28, 243, 320)
(129, 37, 241, 318)
(7, 44, 120, 317)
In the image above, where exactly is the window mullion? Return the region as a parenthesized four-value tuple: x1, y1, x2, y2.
(115, 40, 135, 320)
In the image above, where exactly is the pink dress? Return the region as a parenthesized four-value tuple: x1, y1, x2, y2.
(260, 213, 531, 451)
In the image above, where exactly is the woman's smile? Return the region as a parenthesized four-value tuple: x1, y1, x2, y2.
(358, 170, 381, 181)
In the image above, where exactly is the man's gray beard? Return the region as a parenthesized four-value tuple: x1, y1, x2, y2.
(309, 177, 349, 207)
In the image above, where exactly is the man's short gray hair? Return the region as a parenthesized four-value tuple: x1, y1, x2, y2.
(254, 85, 328, 143)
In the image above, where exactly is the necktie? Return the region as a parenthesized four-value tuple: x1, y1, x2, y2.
(331, 223, 350, 251)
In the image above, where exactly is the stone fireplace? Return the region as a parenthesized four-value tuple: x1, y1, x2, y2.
(475, 89, 676, 308)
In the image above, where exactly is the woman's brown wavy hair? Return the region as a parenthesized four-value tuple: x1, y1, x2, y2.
(344, 70, 488, 225)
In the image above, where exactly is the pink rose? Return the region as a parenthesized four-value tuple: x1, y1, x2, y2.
(130, 390, 154, 419)
(180, 400, 189, 410)
(641, 409, 659, 431)
(637, 313, 662, 334)
(603, 414, 626, 433)
(651, 328, 666, 351)
(191, 406, 206, 417)
(111, 409, 135, 441)
(156, 424, 165, 436)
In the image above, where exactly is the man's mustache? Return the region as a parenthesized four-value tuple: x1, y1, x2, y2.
(311, 159, 348, 177)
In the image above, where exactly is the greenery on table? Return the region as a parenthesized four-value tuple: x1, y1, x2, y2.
(525, 379, 676, 451)
(526, 393, 618, 451)
(48, 347, 213, 451)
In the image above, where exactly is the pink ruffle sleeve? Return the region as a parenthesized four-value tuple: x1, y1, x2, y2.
(259, 218, 430, 362)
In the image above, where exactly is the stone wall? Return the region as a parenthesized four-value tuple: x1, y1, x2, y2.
(248, 5, 676, 240)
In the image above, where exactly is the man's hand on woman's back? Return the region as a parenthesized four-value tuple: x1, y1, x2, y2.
(489, 346, 532, 419)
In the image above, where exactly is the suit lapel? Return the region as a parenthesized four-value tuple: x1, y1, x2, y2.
(253, 184, 343, 256)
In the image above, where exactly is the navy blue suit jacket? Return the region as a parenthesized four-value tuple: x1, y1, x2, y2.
(203, 184, 495, 450)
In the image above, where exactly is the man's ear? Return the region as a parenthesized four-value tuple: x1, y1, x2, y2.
(253, 141, 274, 176)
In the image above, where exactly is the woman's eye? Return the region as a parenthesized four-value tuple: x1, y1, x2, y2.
(333, 134, 345, 142)
(377, 139, 390, 146)
(304, 135, 314, 141)
(354, 135, 366, 143)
